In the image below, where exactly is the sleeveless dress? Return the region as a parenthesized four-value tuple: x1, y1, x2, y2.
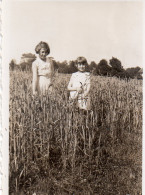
(32, 57, 54, 94)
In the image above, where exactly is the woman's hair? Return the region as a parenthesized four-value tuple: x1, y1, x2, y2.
(35, 41, 50, 55)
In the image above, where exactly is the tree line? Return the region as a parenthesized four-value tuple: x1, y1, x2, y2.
(9, 53, 143, 79)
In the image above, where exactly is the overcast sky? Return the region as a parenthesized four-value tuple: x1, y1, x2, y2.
(6, 1, 143, 68)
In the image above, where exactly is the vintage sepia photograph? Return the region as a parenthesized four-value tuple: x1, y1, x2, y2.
(2, 0, 143, 194)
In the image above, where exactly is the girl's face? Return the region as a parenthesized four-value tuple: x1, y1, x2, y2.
(39, 48, 48, 61)
(77, 62, 86, 72)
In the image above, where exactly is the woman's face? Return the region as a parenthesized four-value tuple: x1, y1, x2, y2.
(77, 62, 86, 72)
(39, 48, 48, 61)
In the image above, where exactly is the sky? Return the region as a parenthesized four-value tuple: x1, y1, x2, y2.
(5, 1, 143, 68)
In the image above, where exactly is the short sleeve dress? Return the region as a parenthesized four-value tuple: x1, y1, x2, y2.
(68, 72, 91, 110)
(32, 57, 54, 94)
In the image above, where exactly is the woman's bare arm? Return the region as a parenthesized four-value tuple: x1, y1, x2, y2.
(32, 63, 38, 95)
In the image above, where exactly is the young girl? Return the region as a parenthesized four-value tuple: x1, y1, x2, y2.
(67, 57, 91, 111)
(32, 41, 55, 95)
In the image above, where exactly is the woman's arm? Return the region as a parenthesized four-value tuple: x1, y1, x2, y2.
(50, 59, 56, 78)
(32, 63, 38, 95)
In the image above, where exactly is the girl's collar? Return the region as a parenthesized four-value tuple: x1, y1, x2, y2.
(38, 56, 49, 63)
(77, 71, 87, 73)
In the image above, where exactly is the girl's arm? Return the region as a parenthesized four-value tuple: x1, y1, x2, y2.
(83, 75, 91, 96)
(67, 75, 78, 91)
(68, 74, 83, 93)
(67, 81, 77, 91)
(68, 83, 83, 93)
(32, 63, 38, 95)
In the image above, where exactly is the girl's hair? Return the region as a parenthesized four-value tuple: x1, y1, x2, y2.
(76, 56, 88, 65)
(76, 56, 89, 70)
(35, 41, 50, 55)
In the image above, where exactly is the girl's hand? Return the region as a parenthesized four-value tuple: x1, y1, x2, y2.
(77, 87, 83, 93)
(32, 91, 37, 96)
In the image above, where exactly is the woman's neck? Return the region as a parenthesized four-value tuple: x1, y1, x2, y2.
(39, 57, 47, 62)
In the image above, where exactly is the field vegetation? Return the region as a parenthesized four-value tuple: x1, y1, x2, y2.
(9, 71, 142, 194)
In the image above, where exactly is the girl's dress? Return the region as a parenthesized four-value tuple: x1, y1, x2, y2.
(68, 71, 91, 110)
(32, 57, 54, 94)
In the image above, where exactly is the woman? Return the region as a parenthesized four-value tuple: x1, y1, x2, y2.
(32, 41, 55, 95)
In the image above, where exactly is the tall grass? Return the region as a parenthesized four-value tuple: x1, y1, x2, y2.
(9, 71, 142, 194)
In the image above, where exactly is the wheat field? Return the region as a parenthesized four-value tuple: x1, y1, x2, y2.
(9, 71, 142, 195)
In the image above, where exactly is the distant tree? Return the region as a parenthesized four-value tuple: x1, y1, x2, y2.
(57, 61, 68, 73)
(136, 68, 143, 79)
(19, 62, 30, 71)
(19, 62, 25, 71)
(20, 53, 36, 71)
(97, 59, 112, 76)
(21, 53, 36, 62)
(9, 59, 16, 71)
(46, 57, 59, 71)
(126, 66, 141, 78)
(109, 57, 123, 72)
(89, 61, 97, 75)
(115, 70, 130, 79)
(138, 68, 143, 74)
(52, 59, 59, 71)
(68, 61, 78, 73)
(108, 57, 131, 79)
